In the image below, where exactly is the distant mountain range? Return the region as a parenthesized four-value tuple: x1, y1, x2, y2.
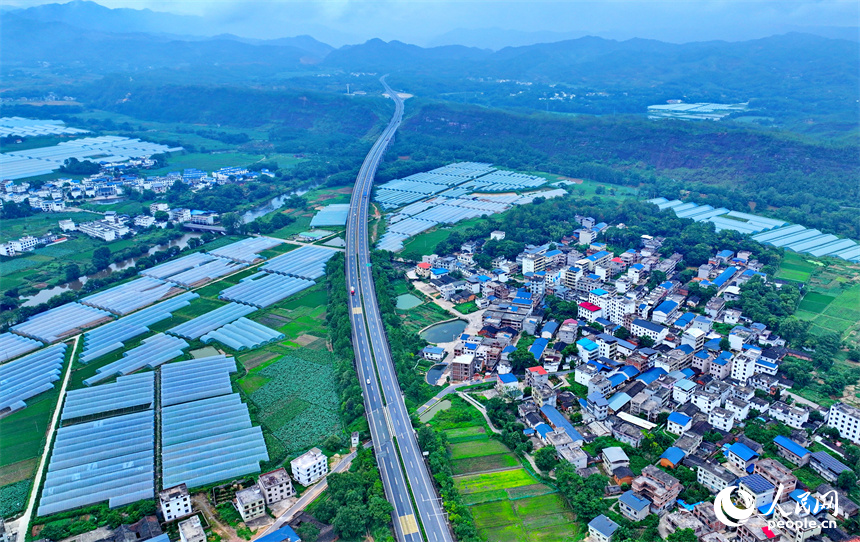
(2, 0, 857, 127)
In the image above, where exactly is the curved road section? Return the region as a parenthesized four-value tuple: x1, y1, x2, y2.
(346, 78, 453, 542)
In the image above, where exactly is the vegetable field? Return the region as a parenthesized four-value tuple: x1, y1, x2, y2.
(247, 349, 342, 457)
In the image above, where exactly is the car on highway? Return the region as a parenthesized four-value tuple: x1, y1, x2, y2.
(366, 378, 371, 384)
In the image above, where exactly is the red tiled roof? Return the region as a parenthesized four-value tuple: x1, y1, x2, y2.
(578, 302, 601, 312)
(417, 262, 431, 269)
(527, 366, 548, 375)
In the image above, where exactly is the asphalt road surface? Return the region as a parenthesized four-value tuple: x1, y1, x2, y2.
(345, 77, 453, 542)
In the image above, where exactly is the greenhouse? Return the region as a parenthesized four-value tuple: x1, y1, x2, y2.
(80, 277, 177, 316)
(140, 252, 218, 280)
(261, 245, 337, 280)
(160, 356, 237, 407)
(11, 303, 113, 343)
(0, 332, 43, 362)
(79, 292, 198, 363)
(83, 333, 188, 386)
(61, 372, 154, 422)
(164, 258, 246, 288)
(0, 343, 67, 414)
(38, 410, 155, 516)
(200, 318, 285, 351)
(167, 302, 257, 339)
(161, 393, 268, 489)
(309, 203, 351, 227)
(208, 236, 283, 263)
(219, 273, 314, 307)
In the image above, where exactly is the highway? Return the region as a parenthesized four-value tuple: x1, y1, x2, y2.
(346, 77, 453, 542)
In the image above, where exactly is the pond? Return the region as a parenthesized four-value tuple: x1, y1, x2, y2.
(420, 319, 467, 344)
(425, 363, 448, 386)
(395, 294, 422, 310)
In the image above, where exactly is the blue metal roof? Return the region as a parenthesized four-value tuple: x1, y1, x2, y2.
(660, 446, 686, 465)
(529, 338, 549, 360)
(632, 318, 664, 333)
(431, 268, 448, 274)
(423, 346, 444, 355)
(681, 368, 696, 378)
(674, 313, 695, 328)
(608, 374, 627, 387)
(588, 515, 619, 537)
(591, 288, 609, 296)
(256, 526, 301, 542)
(541, 321, 559, 335)
(619, 366, 639, 379)
(540, 405, 584, 442)
(499, 373, 518, 384)
(636, 367, 666, 384)
(789, 489, 826, 514)
(728, 442, 758, 462)
(607, 392, 631, 411)
(588, 392, 609, 407)
(717, 250, 734, 258)
(618, 491, 650, 512)
(677, 344, 694, 354)
(713, 266, 737, 287)
(668, 412, 691, 426)
(577, 338, 598, 350)
(535, 423, 553, 438)
(631, 263, 644, 270)
(502, 345, 516, 353)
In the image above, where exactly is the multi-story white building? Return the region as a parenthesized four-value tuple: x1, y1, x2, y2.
(826, 402, 860, 444)
(235, 485, 266, 522)
(178, 516, 206, 542)
(691, 390, 720, 414)
(769, 401, 809, 430)
(290, 447, 328, 486)
(258, 468, 295, 504)
(159, 484, 192, 521)
(697, 462, 735, 493)
(708, 407, 735, 432)
(731, 349, 759, 383)
(630, 318, 668, 342)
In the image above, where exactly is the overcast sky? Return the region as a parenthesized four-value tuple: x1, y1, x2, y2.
(6, 0, 859, 47)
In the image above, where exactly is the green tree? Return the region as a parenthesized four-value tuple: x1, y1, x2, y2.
(221, 212, 244, 234)
(615, 326, 630, 340)
(838, 470, 857, 491)
(154, 210, 169, 222)
(720, 337, 732, 351)
(296, 523, 320, 542)
(667, 529, 698, 542)
(92, 246, 112, 270)
(534, 446, 559, 472)
(64, 263, 81, 283)
(332, 505, 367, 539)
(639, 336, 655, 348)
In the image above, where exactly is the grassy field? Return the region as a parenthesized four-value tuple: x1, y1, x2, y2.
(0, 211, 101, 243)
(398, 217, 486, 261)
(449, 439, 511, 460)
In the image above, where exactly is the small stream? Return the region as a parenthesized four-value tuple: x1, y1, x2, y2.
(20, 233, 202, 307)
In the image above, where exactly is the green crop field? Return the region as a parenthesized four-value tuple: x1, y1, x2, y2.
(449, 439, 510, 459)
(471, 493, 579, 542)
(451, 453, 520, 475)
(775, 253, 818, 282)
(798, 292, 836, 313)
(454, 468, 538, 495)
(444, 426, 488, 443)
(245, 348, 342, 461)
